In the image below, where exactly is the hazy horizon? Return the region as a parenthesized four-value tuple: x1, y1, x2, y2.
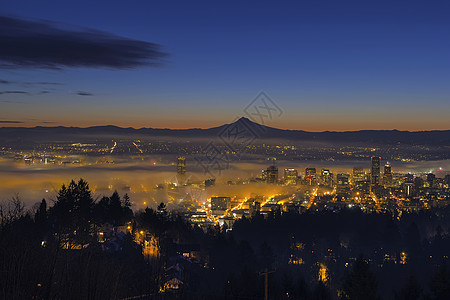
(1, 117, 450, 132)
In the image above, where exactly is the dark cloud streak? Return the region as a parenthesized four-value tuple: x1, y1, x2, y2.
(76, 91, 94, 96)
(0, 90, 28, 95)
(0, 100, 26, 103)
(0, 120, 24, 124)
(0, 79, 63, 85)
(0, 16, 168, 69)
(29, 82, 62, 85)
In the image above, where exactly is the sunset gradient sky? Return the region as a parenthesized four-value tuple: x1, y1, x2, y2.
(1, 0, 449, 131)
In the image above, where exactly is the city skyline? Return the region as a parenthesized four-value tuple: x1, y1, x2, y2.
(1, 0, 450, 131)
(2, 2, 450, 299)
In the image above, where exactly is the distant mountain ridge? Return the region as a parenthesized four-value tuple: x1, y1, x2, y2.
(0, 117, 449, 146)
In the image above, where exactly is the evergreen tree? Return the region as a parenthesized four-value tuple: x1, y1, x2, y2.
(295, 276, 311, 300)
(34, 198, 47, 225)
(430, 263, 450, 300)
(312, 281, 332, 300)
(94, 196, 110, 224)
(405, 222, 422, 260)
(123, 193, 131, 208)
(50, 179, 94, 246)
(109, 190, 123, 225)
(122, 193, 133, 223)
(395, 275, 421, 300)
(259, 241, 274, 269)
(340, 255, 379, 300)
(157, 202, 167, 216)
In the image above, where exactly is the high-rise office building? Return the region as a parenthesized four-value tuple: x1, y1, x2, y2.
(383, 162, 393, 185)
(305, 167, 316, 185)
(414, 177, 424, 190)
(261, 169, 268, 181)
(284, 168, 298, 185)
(211, 196, 231, 216)
(427, 173, 436, 188)
(352, 167, 365, 183)
(266, 165, 278, 184)
(177, 156, 186, 175)
(402, 182, 414, 198)
(320, 169, 333, 187)
(336, 173, 350, 200)
(371, 157, 381, 186)
(445, 174, 450, 187)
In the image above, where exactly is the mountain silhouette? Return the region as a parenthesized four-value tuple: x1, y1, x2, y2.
(0, 117, 449, 146)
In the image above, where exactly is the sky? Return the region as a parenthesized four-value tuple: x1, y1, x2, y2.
(1, 0, 449, 131)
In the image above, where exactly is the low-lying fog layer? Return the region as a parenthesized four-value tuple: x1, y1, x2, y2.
(0, 156, 449, 209)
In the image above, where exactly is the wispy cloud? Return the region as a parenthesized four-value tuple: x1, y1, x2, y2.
(0, 120, 24, 124)
(0, 79, 63, 86)
(0, 15, 168, 69)
(0, 100, 26, 103)
(0, 90, 28, 95)
(28, 81, 62, 85)
(76, 91, 94, 96)
(0, 119, 56, 124)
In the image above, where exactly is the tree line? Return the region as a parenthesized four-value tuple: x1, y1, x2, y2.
(1, 178, 450, 299)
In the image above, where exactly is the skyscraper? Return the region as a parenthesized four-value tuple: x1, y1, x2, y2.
(284, 168, 298, 185)
(336, 173, 350, 200)
(305, 167, 316, 185)
(371, 157, 381, 186)
(177, 156, 186, 175)
(445, 174, 450, 187)
(261, 169, 268, 181)
(320, 169, 333, 187)
(384, 162, 392, 185)
(352, 167, 365, 183)
(427, 173, 436, 188)
(266, 165, 278, 184)
(402, 182, 414, 198)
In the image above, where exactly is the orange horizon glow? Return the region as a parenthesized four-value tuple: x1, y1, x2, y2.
(1, 118, 449, 132)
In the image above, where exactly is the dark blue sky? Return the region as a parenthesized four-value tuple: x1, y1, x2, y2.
(1, 0, 449, 130)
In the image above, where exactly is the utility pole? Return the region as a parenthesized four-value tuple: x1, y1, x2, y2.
(259, 268, 275, 300)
